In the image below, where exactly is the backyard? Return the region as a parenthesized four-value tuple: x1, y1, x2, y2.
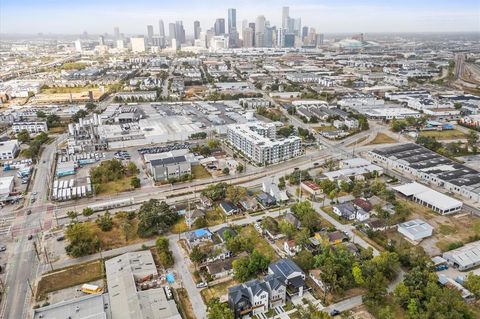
(238, 225, 278, 261)
(200, 278, 238, 304)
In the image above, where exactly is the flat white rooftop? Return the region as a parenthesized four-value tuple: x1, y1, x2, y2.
(393, 182, 463, 212)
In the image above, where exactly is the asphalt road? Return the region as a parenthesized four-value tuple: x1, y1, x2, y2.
(1, 135, 65, 319)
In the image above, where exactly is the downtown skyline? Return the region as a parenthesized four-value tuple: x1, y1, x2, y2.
(1, 0, 479, 35)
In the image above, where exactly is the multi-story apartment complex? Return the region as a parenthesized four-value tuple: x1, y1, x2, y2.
(0, 140, 19, 160)
(12, 121, 48, 134)
(226, 122, 301, 165)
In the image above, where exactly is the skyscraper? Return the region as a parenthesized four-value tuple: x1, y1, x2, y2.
(175, 21, 185, 44)
(158, 19, 165, 37)
(255, 15, 266, 47)
(302, 26, 308, 40)
(194, 21, 201, 40)
(168, 23, 176, 41)
(214, 18, 225, 35)
(147, 25, 154, 43)
(282, 7, 290, 30)
(248, 22, 256, 47)
(114, 27, 120, 40)
(242, 27, 254, 47)
(228, 8, 236, 34)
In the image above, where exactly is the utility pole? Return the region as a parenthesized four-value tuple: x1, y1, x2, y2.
(33, 241, 40, 261)
(26, 278, 34, 295)
(44, 246, 53, 271)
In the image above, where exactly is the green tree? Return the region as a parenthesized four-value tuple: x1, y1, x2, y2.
(279, 220, 296, 239)
(17, 130, 30, 143)
(225, 186, 247, 204)
(464, 273, 480, 299)
(36, 110, 47, 118)
(294, 250, 315, 271)
(96, 212, 113, 231)
(189, 245, 206, 265)
(120, 219, 134, 242)
(201, 182, 227, 202)
(156, 236, 174, 267)
(137, 199, 179, 237)
(207, 298, 234, 319)
(65, 223, 100, 257)
(82, 207, 94, 217)
(222, 167, 230, 175)
(467, 130, 479, 153)
(236, 164, 244, 173)
(67, 211, 78, 221)
(130, 177, 141, 188)
(71, 109, 88, 123)
(46, 114, 61, 128)
(127, 162, 139, 175)
(232, 250, 270, 281)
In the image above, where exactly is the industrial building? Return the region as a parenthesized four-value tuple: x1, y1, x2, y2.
(226, 122, 301, 165)
(33, 294, 110, 319)
(397, 219, 434, 242)
(393, 182, 463, 215)
(105, 251, 181, 319)
(369, 143, 480, 203)
(0, 176, 14, 202)
(443, 240, 480, 271)
(0, 140, 19, 160)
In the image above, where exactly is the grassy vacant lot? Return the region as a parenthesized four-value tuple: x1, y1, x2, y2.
(192, 165, 211, 179)
(239, 225, 278, 261)
(313, 125, 336, 133)
(434, 215, 480, 252)
(41, 86, 95, 94)
(171, 219, 189, 234)
(200, 279, 238, 304)
(36, 260, 104, 301)
(206, 208, 226, 226)
(419, 129, 467, 140)
(89, 216, 144, 250)
(96, 176, 133, 195)
(176, 288, 196, 319)
(368, 132, 397, 145)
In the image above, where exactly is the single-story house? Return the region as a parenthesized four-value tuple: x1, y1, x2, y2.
(284, 213, 301, 229)
(215, 226, 237, 243)
(256, 192, 277, 207)
(185, 208, 205, 228)
(353, 198, 373, 212)
(185, 228, 213, 248)
(332, 203, 356, 220)
(219, 201, 239, 215)
(239, 197, 258, 211)
(363, 218, 388, 231)
(207, 259, 234, 279)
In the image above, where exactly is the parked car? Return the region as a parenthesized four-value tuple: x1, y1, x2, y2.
(56, 236, 65, 241)
(196, 282, 208, 288)
(0, 246, 6, 252)
(27, 234, 33, 240)
(26, 210, 32, 215)
(330, 309, 341, 316)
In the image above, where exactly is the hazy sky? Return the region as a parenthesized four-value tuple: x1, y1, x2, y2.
(1, 0, 479, 35)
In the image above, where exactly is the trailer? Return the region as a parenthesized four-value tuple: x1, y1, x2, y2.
(66, 188, 71, 200)
(62, 189, 67, 201)
(69, 179, 75, 188)
(72, 187, 77, 198)
(88, 198, 135, 212)
(52, 188, 58, 200)
(86, 184, 92, 195)
(81, 186, 86, 197)
(53, 180, 59, 189)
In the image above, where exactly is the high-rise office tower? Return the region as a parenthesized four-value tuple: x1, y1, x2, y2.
(214, 18, 225, 35)
(248, 22, 256, 46)
(255, 15, 266, 47)
(282, 6, 289, 29)
(316, 33, 324, 46)
(277, 28, 285, 47)
(302, 26, 308, 40)
(147, 25, 154, 42)
(169, 23, 176, 41)
(158, 20, 165, 37)
(114, 27, 120, 40)
(265, 27, 274, 48)
(175, 21, 185, 44)
(228, 8, 236, 34)
(98, 35, 105, 45)
(242, 27, 254, 47)
(293, 18, 302, 36)
(194, 21, 201, 40)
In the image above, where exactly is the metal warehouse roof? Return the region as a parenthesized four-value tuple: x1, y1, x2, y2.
(393, 182, 463, 211)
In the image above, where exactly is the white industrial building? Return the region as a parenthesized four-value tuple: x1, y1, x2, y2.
(397, 219, 434, 242)
(0, 140, 19, 160)
(443, 240, 480, 271)
(226, 121, 301, 165)
(370, 143, 480, 203)
(12, 121, 48, 134)
(105, 251, 181, 319)
(393, 182, 463, 215)
(0, 176, 14, 201)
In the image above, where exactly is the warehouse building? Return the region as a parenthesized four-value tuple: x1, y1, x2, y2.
(397, 219, 434, 242)
(369, 143, 480, 203)
(105, 251, 181, 319)
(0, 139, 19, 160)
(443, 240, 480, 271)
(226, 122, 301, 165)
(393, 182, 463, 215)
(0, 176, 14, 202)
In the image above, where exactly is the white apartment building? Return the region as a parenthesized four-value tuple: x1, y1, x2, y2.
(12, 121, 48, 134)
(227, 122, 301, 165)
(0, 140, 19, 160)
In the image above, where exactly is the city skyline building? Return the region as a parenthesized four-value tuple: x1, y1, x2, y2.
(214, 18, 225, 35)
(158, 19, 165, 37)
(194, 20, 201, 40)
